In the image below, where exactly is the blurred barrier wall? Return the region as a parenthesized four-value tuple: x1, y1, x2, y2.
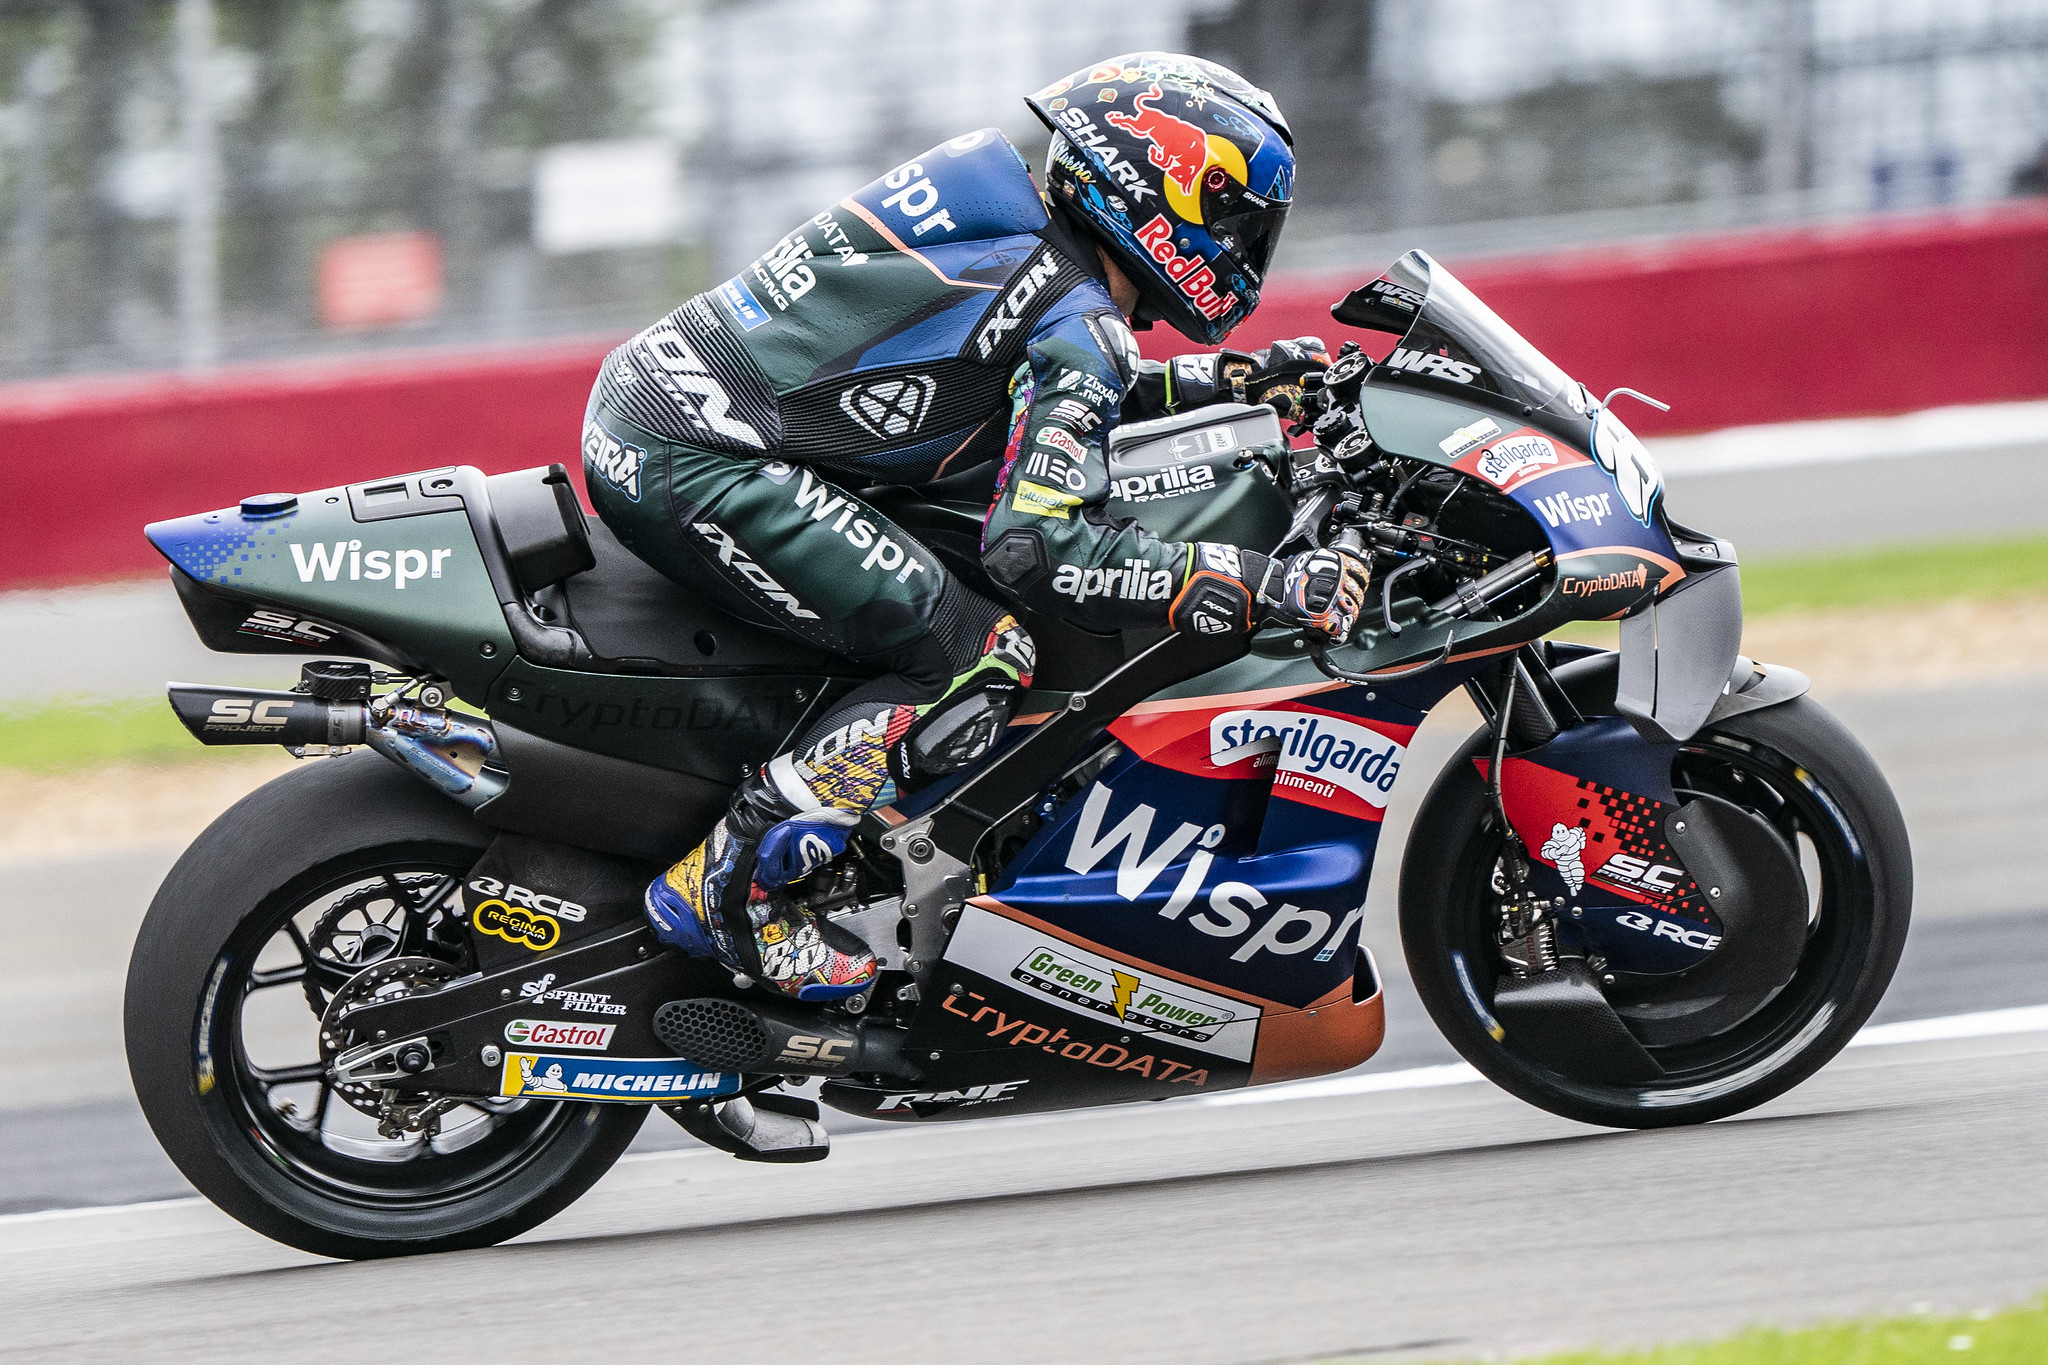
(0, 337, 610, 589)
(5, 201, 2048, 590)
(1221, 199, 2048, 435)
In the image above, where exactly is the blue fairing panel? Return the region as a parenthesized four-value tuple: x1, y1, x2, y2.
(991, 753, 1376, 1009)
(845, 129, 1049, 247)
(852, 291, 1002, 370)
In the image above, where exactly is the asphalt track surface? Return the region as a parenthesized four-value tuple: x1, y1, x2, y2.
(3, 1026, 2045, 1363)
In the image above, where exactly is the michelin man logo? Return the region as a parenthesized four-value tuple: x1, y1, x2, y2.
(520, 1057, 569, 1095)
(1541, 823, 1587, 895)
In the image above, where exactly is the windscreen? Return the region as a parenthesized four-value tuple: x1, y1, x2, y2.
(1334, 249, 1587, 427)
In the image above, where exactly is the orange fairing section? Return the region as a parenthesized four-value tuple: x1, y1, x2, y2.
(1247, 981, 1385, 1086)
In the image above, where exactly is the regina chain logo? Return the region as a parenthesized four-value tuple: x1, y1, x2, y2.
(474, 899, 561, 952)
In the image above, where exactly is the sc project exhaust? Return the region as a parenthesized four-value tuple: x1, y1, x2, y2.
(165, 679, 506, 807)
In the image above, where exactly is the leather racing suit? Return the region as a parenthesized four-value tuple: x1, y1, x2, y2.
(584, 129, 1286, 998)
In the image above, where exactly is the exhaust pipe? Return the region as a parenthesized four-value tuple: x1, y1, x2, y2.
(167, 683, 364, 748)
(165, 682, 506, 807)
(654, 998, 908, 1078)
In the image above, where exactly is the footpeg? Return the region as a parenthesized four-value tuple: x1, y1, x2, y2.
(665, 1093, 830, 1165)
(654, 997, 904, 1077)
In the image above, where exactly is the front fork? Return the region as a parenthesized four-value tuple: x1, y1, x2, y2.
(1468, 647, 1581, 983)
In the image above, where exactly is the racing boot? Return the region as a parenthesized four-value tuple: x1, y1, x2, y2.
(644, 774, 875, 1003)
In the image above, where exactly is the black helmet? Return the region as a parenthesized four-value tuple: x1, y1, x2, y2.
(1026, 53, 1295, 345)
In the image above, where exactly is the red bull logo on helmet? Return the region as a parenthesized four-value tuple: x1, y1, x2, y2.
(1106, 84, 1251, 225)
(1133, 215, 1238, 322)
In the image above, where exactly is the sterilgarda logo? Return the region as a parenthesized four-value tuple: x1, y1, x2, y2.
(1210, 708, 1406, 818)
(1474, 434, 1560, 489)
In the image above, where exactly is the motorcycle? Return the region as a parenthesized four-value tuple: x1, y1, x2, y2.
(125, 250, 1911, 1260)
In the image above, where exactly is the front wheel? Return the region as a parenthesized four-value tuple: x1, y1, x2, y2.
(125, 753, 646, 1259)
(1400, 695, 1912, 1129)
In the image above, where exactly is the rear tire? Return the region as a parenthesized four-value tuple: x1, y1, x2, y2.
(125, 753, 646, 1259)
(1400, 695, 1912, 1129)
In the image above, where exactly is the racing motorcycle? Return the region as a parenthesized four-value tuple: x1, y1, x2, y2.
(126, 250, 1911, 1260)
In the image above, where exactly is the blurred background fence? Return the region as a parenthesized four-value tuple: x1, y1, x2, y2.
(5, 0, 2048, 382)
(7, 0, 2048, 587)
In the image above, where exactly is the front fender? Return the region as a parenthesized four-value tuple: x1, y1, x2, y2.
(1555, 645, 1810, 733)
(1615, 565, 1745, 742)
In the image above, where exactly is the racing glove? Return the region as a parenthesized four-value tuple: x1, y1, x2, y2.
(1244, 337, 1331, 421)
(1258, 546, 1371, 640)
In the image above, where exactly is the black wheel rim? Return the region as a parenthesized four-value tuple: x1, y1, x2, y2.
(1446, 725, 1878, 1107)
(206, 849, 590, 1209)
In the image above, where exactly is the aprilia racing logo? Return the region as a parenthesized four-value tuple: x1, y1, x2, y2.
(1113, 463, 1215, 504)
(1051, 559, 1174, 604)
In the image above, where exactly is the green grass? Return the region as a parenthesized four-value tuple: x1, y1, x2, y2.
(0, 695, 236, 773)
(1380, 1299, 2046, 1365)
(1737, 533, 2048, 616)
(1550, 532, 2048, 646)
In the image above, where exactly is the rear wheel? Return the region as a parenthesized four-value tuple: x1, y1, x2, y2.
(125, 754, 645, 1259)
(1400, 696, 1912, 1129)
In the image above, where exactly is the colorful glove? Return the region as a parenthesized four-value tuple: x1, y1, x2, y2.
(1244, 337, 1331, 419)
(1262, 546, 1371, 639)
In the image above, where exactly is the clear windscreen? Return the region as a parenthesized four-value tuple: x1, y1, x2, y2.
(1334, 250, 1587, 424)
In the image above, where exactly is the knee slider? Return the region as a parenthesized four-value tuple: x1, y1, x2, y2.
(889, 678, 1023, 790)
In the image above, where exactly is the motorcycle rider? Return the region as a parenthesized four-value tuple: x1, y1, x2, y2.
(582, 53, 1370, 1004)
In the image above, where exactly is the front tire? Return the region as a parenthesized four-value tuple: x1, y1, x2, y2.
(125, 753, 646, 1259)
(1400, 695, 1912, 1129)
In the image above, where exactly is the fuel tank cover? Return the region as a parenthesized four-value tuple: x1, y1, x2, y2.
(240, 492, 298, 519)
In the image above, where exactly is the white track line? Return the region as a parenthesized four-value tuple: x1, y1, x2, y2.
(1204, 1001, 2048, 1108)
(7, 1002, 2045, 1229)
(1648, 397, 2048, 477)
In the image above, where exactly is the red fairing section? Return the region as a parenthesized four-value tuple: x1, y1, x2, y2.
(1481, 755, 1713, 922)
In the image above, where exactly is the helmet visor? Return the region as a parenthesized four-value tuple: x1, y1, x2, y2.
(1209, 200, 1288, 289)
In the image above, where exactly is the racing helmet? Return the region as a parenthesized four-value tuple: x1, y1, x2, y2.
(1026, 53, 1294, 345)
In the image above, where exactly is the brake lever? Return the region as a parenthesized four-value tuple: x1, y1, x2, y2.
(1377, 558, 1432, 637)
